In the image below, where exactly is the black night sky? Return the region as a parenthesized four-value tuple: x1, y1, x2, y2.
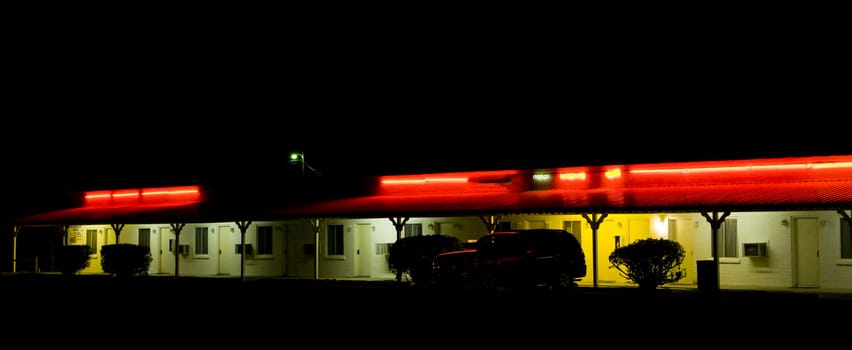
(3, 8, 850, 218)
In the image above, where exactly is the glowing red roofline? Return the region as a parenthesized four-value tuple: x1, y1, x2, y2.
(378, 155, 852, 194)
(84, 186, 201, 207)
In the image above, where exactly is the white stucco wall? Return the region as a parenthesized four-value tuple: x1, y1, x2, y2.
(66, 209, 852, 291)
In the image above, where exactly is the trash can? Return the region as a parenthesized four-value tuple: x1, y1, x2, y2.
(696, 260, 718, 291)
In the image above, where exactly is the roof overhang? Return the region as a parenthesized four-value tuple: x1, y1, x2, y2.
(273, 154, 852, 218)
(13, 155, 852, 225)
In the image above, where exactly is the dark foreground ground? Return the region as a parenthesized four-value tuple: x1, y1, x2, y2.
(3, 274, 851, 347)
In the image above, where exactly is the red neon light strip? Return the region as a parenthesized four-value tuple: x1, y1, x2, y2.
(84, 186, 201, 207)
(111, 191, 140, 198)
(381, 177, 469, 185)
(142, 189, 200, 196)
(631, 161, 852, 175)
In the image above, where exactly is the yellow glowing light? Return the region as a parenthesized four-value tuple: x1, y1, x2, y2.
(604, 168, 622, 179)
(558, 172, 586, 181)
(811, 162, 852, 169)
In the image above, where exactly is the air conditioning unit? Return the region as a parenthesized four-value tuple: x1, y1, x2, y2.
(235, 243, 254, 255)
(743, 242, 768, 257)
(178, 244, 190, 255)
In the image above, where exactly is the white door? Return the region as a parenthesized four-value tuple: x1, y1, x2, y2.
(355, 223, 372, 277)
(597, 220, 622, 284)
(160, 226, 175, 275)
(286, 224, 316, 277)
(794, 218, 820, 287)
(148, 228, 160, 274)
(669, 219, 696, 285)
(218, 225, 232, 275)
(92, 228, 109, 271)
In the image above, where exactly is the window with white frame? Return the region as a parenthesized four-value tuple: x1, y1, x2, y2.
(257, 225, 273, 255)
(564, 220, 582, 246)
(376, 242, 392, 255)
(718, 218, 738, 258)
(138, 228, 151, 248)
(195, 227, 209, 255)
(403, 223, 422, 238)
(327, 224, 344, 256)
(86, 229, 98, 255)
(841, 219, 851, 259)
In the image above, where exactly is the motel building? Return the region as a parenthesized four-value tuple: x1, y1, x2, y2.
(8, 154, 852, 292)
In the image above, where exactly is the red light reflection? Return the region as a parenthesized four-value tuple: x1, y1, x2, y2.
(84, 186, 201, 207)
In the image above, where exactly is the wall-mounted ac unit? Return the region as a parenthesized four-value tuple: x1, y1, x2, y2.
(178, 244, 190, 255)
(743, 242, 767, 257)
(235, 243, 253, 255)
(303, 243, 315, 256)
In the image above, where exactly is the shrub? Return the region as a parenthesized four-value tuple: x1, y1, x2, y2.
(608, 238, 686, 290)
(388, 235, 463, 285)
(101, 244, 152, 277)
(56, 245, 91, 275)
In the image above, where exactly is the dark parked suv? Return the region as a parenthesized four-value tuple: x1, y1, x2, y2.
(432, 229, 586, 291)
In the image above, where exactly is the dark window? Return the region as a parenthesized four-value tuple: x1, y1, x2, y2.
(195, 227, 209, 255)
(327, 224, 344, 256)
(718, 219, 738, 258)
(841, 219, 851, 259)
(257, 225, 273, 255)
(138, 228, 151, 248)
(403, 223, 422, 238)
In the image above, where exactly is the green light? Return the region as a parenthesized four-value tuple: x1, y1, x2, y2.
(290, 152, 305, 175)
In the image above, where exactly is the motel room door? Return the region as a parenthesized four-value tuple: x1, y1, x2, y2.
(596, 220, 622, 284)
(668, 218, 696, 285)
(146, 228, 161, 274)
(355, 223, 372, 277)
(793, 217, 820, 287)
(217, 225, 232, 275)
(159, 226, 175, 274)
